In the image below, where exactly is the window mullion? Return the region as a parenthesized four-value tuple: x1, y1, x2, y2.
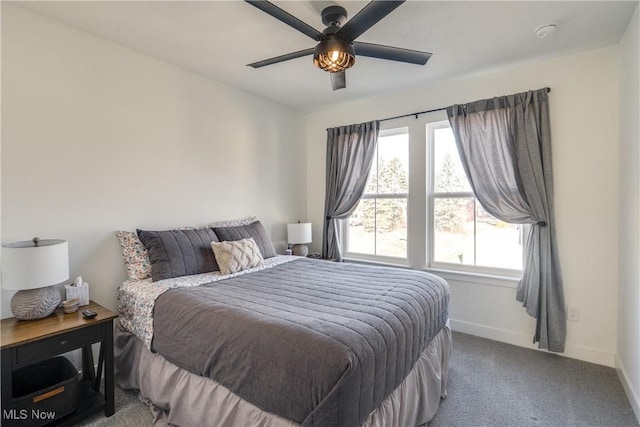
(473, 198, 477, 266)
(432, 192, 475, 199)
(374, 198, 378, 256)
(361, 193, 408, 200)
(374, 146, 379, 256)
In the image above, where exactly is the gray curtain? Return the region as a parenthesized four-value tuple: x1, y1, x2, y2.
(447, 88, 565, 352)
(322, 121, 380, 261)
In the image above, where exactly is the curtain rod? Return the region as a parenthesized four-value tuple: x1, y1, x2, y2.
(379, 87, 551, 123)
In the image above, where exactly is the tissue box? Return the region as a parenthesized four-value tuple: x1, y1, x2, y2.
(64, 283, 89, 306)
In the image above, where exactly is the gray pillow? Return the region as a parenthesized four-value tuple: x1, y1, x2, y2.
(137, 228, 220, 281)
(213, 221, 276, 259)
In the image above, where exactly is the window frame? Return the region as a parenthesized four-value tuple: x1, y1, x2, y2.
(426, 120, 525, 278)
(342, 127, 410, 264)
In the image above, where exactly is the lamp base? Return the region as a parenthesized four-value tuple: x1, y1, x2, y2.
(10, 286, 61, 320)
(291, 244, 309, 257)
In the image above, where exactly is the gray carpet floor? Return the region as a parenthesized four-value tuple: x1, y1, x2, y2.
(79, 332, 639, 427)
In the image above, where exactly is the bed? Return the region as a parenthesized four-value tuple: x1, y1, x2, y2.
(114, 221, 451, 427)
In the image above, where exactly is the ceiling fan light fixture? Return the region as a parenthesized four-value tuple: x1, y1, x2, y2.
(247, 0, 431, 90)
(313, 36, 355, 73)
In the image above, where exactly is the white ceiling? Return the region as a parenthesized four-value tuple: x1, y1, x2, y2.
(12, 0, 638, 111)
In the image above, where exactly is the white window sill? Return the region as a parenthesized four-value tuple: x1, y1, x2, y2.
(342, 257, 520, 289)
(424, 268, 520, 289)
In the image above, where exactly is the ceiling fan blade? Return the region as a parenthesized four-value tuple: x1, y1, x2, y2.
(337, 0, 404, 42)
(245, 0, 323, 41)
(247, 48, 315, 68)
(331, 71, 346, 91)
(354, 42, 432, 65)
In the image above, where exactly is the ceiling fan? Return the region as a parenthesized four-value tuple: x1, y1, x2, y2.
(246, 0, 432, 91)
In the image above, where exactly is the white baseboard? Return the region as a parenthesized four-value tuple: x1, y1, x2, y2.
(450, 318, 616, 367)
(616, 355, 640, 423)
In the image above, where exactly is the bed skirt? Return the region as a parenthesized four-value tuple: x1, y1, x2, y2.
(115, 321, 452, 427)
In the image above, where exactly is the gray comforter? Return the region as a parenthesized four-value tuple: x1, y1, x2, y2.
(152, 258, 449, 427)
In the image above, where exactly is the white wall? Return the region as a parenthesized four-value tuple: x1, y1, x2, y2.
(306, 46, 621, 366)
(617, 4, 640, 419)
(0, 4, 306, 317)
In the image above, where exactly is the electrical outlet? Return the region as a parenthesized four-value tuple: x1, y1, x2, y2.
(567, 305, 580, 322)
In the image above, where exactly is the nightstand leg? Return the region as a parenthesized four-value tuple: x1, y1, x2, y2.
(1, 349, 12, 408)
(104, 320, 115, 416)
(82, 345, 95, 383)
(94, 343, 104, 392)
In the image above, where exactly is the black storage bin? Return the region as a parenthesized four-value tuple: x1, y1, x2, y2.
(6, 356, 79, 426)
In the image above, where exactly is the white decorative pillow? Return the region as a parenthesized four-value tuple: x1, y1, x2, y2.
(115, 231, 152, 281)
(211, 238, 264, 275)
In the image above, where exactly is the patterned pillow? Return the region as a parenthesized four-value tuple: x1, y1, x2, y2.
(213, 221, 277, 259)
(211, 238, 264, 275)
(206, 216, 257, 228)
(116, 231, 152, 281)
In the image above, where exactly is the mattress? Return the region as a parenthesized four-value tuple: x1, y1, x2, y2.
(117, 256, 451, 427)
(115, 321, 452, 427)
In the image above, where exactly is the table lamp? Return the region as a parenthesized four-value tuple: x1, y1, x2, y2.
(2, 238, 69, 320)
(287, 222, 312, 257)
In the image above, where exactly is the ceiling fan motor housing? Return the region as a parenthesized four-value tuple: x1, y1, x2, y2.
(321, 6, 347, 27)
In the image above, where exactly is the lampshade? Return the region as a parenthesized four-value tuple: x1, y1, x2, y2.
(2, 239, 69, 291)
(287, 223, 312, 245)
(313, 36, 355, 72)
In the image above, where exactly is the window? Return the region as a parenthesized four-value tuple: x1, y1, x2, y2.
(346, 128, 409, 260)
(341, 117, 524, 277)
(429, 121, 524, 273)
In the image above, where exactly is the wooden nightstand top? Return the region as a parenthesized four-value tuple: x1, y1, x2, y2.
(1, 300, 117, 350)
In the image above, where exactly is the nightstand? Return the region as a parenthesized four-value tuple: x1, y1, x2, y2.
(1, 300, 117, 426)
